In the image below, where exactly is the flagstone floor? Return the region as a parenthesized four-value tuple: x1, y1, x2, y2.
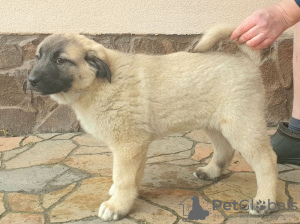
(0, 128, 299, 224)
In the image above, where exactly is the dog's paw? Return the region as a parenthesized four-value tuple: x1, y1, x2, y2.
(193, 167, 220, 180)
(193, 170, 210, 180)
(248, 199, 276, 215)
(109, 184, 115, 196)
(98, 201, 124, 221)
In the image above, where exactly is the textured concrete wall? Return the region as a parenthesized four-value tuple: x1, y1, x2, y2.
(0, 0, 279, 34)
(0, 33, 294, 135)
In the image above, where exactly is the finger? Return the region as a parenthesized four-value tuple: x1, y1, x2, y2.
(230, 25, 249, 41)
(250, 38, 274, 50)
(245, 33, 266, 47)
(230, 19, 257, 40)
(237, 26, 258, 44)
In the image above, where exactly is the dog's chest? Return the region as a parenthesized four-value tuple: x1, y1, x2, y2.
(73, 107, 108, 140)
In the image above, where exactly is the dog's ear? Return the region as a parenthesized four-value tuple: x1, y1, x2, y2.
(85, 51, 112, 83)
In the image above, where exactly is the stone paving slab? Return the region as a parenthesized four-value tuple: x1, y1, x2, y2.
(0, 137, 23, 152)
(22, 136, 43, 146)
(0, 130, 299, 224)
(0, 213, 45, 224)
(5, 140, 77, 169)
(0, 165, 69, 194)
(8, 193, 43, 212)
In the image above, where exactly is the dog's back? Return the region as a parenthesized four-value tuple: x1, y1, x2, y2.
(132, 37, 264, 136)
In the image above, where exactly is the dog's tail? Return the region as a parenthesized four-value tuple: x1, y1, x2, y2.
(193, 24, 260, 65)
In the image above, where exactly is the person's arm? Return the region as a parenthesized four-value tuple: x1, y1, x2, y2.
(230, 0, 300, 49)
(277, 0, 300, 26)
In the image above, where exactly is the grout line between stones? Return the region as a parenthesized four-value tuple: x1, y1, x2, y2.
(59, 139, 81, 164)
(279, 179, 300, 185)
(0, 193, 11, 218)
(138, 196, 181, 222)
(51, 215, 107, 224)
(284, 182, 294, 209)
(0, 153, 4, 170)
(2, 144, 35, 165)
(35, 133, 63, 140)
(44, 180, 83, 213)
(278, 168, 296, 175)
(147, 148, 193, 159)
(18, 136, 27, 147)
(200, 190, 228, 222)
(126, 215, 146, 224)
(1, 132, 78, 165)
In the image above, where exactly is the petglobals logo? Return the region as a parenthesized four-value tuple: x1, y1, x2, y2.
(179, 195, 209, 221)
(179, 195, 299, 222)
(212, 199, 298, 212)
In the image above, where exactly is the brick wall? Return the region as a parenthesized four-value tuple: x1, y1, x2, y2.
(0, 34, 294, 136)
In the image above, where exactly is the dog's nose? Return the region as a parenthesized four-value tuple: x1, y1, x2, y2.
(28, 77, 39, 87)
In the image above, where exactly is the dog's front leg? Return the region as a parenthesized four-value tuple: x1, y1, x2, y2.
(98, 141, 148, 221)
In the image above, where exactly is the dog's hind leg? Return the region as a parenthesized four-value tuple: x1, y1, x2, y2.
(98, 139, 150, 221)
(194, 129, 235, 180)
(220, 116, 277, 215)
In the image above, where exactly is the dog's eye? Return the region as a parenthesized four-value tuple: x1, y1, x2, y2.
(56, 58, 66, 64)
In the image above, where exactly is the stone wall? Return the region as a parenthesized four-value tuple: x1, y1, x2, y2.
(0, 34, 294, 136)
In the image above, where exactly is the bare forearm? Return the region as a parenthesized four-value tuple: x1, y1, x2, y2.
(276, 0, 300, 27)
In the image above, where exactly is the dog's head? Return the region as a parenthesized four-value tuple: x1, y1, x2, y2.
(27, 34, 111, 95)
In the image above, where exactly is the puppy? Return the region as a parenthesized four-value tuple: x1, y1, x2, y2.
(28, 24, 277, 221)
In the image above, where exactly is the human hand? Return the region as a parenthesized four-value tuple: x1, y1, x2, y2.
(230, 5, 290, 50)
